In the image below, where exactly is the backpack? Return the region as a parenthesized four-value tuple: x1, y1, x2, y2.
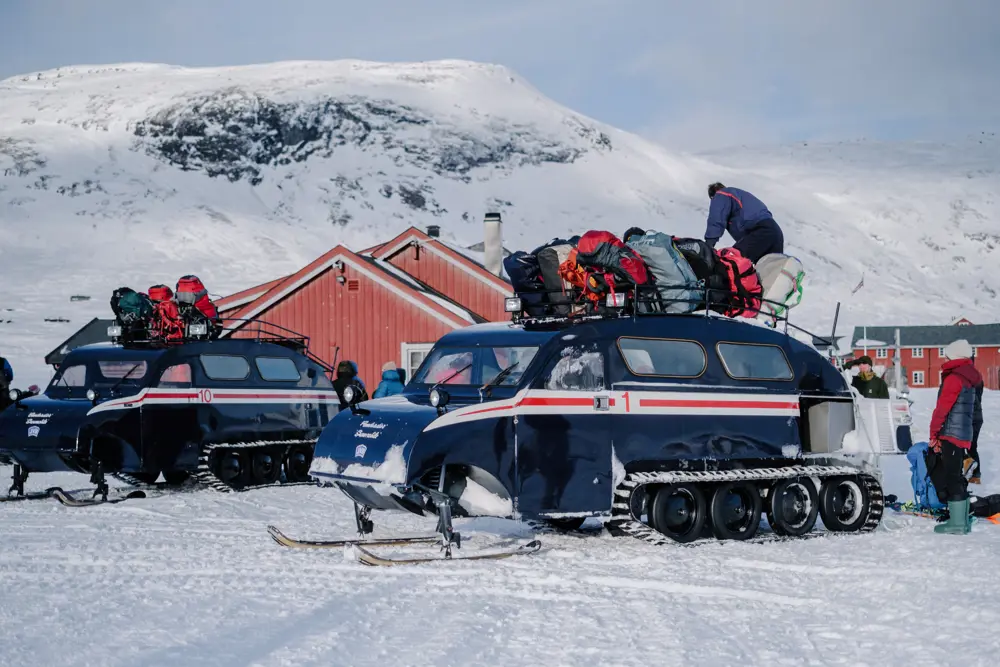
(671, 237, 731, 310)
(151, 299, 185, 341)
(148, 284, 174, 303)
(574, 230, 650, 287)
(534, 239, 578, 317)
(907, 441, 946, 510)
(755, 254, 805, 323)
(110, 287, 154, 325)
(503, 251, 547, 317)
(626, 232, 700, 313)
(716, 247, 762, 318)
(176, 275, 220, 325)
(557, 249, 617, 310)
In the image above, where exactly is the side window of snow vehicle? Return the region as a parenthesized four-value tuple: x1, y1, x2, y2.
(255, 356, 302, 382)
(618, 337, 706, 377)
(481, 346, 540, 386)
(717, 342, 793, 381)
(98, 361, 148, 383)
(414, 349, 474, 385)
(157, 363, 193, 388)
(544, 347, 605, 392)
(52, 364, 86, 388)
(199, 354, 250, 381)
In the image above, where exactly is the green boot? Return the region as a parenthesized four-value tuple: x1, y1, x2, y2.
(934, 499, 973, 534)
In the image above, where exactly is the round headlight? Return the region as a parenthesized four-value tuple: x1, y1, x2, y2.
(343, 385, 356, 405)
(86, 388, 97, 402)
(429, 388, 449, 408)
(8, 389, 18, 402)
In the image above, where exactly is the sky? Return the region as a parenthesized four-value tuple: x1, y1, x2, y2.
(1, 0, 998, 151)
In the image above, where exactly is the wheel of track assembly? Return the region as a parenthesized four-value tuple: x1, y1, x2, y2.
(251, 448, 282, 485)
(766, 477, 819, 537)
(650, 483, 707, 543)
(710, 482, 762, 540)
(214, 449, 249, 490)
(818, 476, 872, 532)
(284, 444, 313, 483)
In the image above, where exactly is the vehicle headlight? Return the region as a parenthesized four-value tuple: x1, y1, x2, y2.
(343, 385, 356, 405)
(107, 325, 122, 337)
(429, 388, 450, 409)
(86, 388, 97, 402)
(504, 297, 522, 313)
(8, 389, 19, 402)
(188, 323, 208, 336)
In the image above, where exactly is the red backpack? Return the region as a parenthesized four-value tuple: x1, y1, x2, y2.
(716, 248, 762, 318)
(574, 231, 650, 287)
(148, 284, 174, 303)
(176, 275, 219, 321)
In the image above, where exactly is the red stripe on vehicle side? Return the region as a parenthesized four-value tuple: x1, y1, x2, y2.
(518, 397, 616, 408)
(459, 403, 518, 418)
(638, 399, 798, 410)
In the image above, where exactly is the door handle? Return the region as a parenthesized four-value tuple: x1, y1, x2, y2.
(593, 396, 610, 411)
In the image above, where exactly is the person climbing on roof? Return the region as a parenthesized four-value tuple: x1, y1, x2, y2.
(842, 355, 890, 399)
(373, 361, 405, 399)
(333, 360, 368, 411)
(927, 339, 983, 534)
(705, 183, 784, 263)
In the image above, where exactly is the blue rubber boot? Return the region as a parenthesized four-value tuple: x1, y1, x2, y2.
(934, 498, 972, 534)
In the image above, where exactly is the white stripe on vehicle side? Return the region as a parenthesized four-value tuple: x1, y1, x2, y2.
(423, 389, 800, 431)
(87, 388, 341, 415)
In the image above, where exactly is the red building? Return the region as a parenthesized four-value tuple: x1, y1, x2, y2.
(850, 319, 1000, 390)
(216, 220, 513, 388)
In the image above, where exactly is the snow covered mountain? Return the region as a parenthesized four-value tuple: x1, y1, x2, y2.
(1, 60, 998, 386)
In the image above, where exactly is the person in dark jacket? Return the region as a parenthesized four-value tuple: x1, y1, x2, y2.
(373, 361, 405, 399)
(842, 355, 890, 399)
(0, 356, 11, 411)
(333, 360, 368, 411)
(705, 183, 784, 263)
(927, 339, 982, 534)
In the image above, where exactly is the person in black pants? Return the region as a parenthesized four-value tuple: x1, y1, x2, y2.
(704, 183, 784, 263)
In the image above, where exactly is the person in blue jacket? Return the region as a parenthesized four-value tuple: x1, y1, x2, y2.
(704, 183, 784, 263)
(373, 361, 405, 399)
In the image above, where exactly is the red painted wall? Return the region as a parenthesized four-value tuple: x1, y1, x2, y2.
(385, 243, 509, 322)
(235, 264, 456, 390)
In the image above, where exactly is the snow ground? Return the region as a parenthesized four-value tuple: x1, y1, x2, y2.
(1, 389, 998, 666)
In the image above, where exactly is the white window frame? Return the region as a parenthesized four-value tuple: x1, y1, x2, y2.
(912, 370, 925, 386)
(875, 348, 887, 359)
(911, 347, 924, 358)
(401, 342, 435, 382)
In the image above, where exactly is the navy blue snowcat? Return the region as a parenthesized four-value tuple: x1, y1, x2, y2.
(291, 282, 913, 562)
(1, 318, 339, 505)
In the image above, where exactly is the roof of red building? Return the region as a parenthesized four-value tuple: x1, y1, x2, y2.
(222, 244, 481, 333)
(370, 227, 512, 296)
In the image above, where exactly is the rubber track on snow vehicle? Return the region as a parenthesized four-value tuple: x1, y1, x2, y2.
(194, 440, 318, 492)
(607, 465, 883, 545)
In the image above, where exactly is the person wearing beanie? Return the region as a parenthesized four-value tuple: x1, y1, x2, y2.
(842, 355, 890, 399)
(373, 360, 405, 399)
(704, 183, 784, 263)
(927, 339, 984, 534)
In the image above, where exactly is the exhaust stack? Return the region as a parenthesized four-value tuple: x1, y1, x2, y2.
(483, 212, 503, 277)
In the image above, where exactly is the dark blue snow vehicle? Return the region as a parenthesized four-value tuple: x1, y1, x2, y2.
(1, 319, 339, 501)
(309, 292, 913, 546)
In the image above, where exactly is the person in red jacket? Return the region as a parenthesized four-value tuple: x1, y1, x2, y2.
(927, 339, 983, 533)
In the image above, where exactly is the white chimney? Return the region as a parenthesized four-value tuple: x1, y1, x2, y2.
(483, 212, 503, 276)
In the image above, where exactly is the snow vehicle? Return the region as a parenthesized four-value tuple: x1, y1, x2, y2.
(299, 286, 913, 558)
(0, 319, 338, 503)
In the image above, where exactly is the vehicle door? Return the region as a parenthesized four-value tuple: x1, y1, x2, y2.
(142, 360, 203, 471)
(516, 342, 613, 516)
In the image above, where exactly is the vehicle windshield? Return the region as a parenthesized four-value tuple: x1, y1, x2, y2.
(46, 359, 151, 398)
(412, 346, 539, 387)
